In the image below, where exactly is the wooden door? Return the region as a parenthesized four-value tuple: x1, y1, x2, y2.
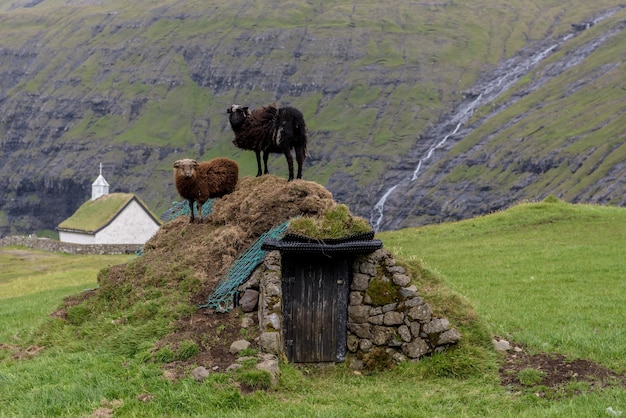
(282, 255, 350, 363)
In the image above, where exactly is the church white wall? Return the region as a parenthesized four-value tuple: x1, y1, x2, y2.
(95, 200, 160, 244)
(59, 230, 96, 245)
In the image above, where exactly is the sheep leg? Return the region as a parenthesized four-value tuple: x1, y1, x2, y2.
(255, 150, 263, 177)
(263, 150, 271, 175)
(196, 201, 203, 222)
(188, 199, 195, 223)
(284, 150, 295, 181)
(295, 145, 305, 179)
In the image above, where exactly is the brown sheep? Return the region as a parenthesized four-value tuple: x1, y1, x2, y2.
(173, 157, 239, 223)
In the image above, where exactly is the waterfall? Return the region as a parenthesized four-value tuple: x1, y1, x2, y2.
(370, 10, 620, 232)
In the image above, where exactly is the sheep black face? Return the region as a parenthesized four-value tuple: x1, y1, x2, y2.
(226, 105, 250, 130)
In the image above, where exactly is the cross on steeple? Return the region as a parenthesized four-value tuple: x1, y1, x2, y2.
(92, 162, 110, 200)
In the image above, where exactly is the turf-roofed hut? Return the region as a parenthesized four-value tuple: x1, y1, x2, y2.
(90, 175, 460, 376)
(57, 166, 162, 245)
(57, 193, 162, 245)
(256, 206, 462, 366)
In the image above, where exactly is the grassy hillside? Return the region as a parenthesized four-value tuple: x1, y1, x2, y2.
(379, 197, 626, 371)
(393, 8, 626, 226)
(1, 0, 626, 236)
(1, 199, 625, 416)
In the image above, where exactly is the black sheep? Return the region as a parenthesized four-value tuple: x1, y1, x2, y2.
(227, 103, 308, 181)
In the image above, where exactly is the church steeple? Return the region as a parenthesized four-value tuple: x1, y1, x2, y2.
(91, 163, 110, 200)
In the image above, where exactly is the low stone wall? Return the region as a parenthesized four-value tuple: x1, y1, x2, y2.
(238, 250, 284, 357)
(346, 248, 461, 368)
(237, 247, 461, 368)
(0, 235, 142, 255)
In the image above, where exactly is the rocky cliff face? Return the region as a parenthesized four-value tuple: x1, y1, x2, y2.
(1, 0, 625, 237)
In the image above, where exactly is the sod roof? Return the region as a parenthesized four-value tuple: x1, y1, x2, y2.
(57, 193, 161, 233)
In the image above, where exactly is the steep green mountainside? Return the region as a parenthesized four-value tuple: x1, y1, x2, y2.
(375, 6, 626, 230)
(0, 0, 624, 236)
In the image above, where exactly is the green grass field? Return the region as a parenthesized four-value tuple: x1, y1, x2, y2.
(378, 197, 626, 372)
(1, 199, 625, 417)
(0, 250, 133, 344)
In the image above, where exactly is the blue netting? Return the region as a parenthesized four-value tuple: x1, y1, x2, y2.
(199, 221, 290, 312)
(160, 199, 215, 222)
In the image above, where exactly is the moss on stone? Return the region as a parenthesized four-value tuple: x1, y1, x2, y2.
(361, 347, 395, 372)
(366, 274, 399, 306)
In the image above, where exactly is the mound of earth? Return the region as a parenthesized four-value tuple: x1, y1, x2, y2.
(142, 175, 338, 305)
(95, 176, 353, 374)
(50, 175, 626, 388)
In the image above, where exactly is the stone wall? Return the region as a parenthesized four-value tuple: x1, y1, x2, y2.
(238, 250, 284, 357)
(0, 235, 142, 255)
(237, 248, 461, 368)
(346, 248, 461, 368)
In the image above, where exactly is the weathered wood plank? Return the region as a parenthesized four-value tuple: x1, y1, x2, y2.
(281, 255, 351, 363)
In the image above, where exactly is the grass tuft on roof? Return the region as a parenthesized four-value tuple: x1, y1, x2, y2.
(58, 193, 135, 233)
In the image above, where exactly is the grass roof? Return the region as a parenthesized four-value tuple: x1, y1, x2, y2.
(57, 193, 137, 233)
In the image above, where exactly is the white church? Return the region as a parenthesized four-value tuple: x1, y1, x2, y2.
(57, 164, 162, 245)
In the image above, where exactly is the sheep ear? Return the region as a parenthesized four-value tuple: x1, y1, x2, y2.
(227, 107, 232, 113)
(192, 160, 199, 167)
(173, 160, 181, 168)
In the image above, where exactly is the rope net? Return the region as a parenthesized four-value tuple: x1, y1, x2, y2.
(160, 199, 215, 222)
(199, 221, 290, 313)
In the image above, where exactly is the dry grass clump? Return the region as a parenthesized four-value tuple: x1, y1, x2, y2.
(103, 175, 338, 305)
(209, 176, 336, 237)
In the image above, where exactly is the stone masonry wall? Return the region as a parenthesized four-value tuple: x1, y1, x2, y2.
(347, 248, 461, 368)
(240, 250, 284, 357)
(238, 248, 461, 368)
(0, 235, 142, 255)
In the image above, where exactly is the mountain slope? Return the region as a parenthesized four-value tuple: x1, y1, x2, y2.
(373, 7, 626, 230)
(0, 0, 624, 236)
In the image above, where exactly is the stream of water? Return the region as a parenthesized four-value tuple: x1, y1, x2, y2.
(369, 11, 620, 232)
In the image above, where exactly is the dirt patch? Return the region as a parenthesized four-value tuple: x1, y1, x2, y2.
(0, 344, 46, 359)
(0, 248, 58, 260)
(499, 348, 626, 397)
(157, 310, 248, 379)
(50, 288, 97, 320)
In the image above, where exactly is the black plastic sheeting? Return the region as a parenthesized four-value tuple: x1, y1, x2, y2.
(261, 236, 382, 256)
(281, 231, 375, 244)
